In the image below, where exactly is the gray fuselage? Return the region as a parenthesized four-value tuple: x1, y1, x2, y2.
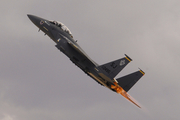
(27, 15, 116, 91)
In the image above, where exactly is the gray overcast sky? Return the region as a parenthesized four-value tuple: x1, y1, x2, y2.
(1, 0, 180, 120)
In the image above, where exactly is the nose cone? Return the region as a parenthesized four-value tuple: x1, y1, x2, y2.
(27, 14, 42, 26)
(27, 14, 55, 41)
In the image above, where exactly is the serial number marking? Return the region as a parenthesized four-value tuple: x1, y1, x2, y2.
(102, 66, 111, 74)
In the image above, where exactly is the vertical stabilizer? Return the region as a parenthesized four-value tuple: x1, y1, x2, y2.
(99, 54, 132, 79)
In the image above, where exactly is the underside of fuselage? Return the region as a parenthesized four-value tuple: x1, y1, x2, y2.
(86, 72, 116, 91)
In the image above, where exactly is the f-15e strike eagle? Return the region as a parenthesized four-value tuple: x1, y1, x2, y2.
(27, 14, 145, 108)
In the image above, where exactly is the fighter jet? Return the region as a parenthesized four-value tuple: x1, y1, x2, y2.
(27, 14, 145, 108)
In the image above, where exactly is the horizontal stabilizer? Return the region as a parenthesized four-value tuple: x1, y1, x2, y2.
(116, 69, 145, 92)
(99, 54, 132, 79)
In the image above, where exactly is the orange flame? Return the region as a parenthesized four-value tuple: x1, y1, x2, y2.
(111, 82, 141, 108)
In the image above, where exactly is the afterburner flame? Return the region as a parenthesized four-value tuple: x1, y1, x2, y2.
(111, 82, 141, 108)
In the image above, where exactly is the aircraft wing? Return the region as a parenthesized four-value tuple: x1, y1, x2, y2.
(68, 41, 86, 57)
(67, 41, 97, 65)
(55, 33, 98, 67)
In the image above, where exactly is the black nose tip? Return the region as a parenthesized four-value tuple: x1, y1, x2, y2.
(27, 14, 42, 26)
(27, 14, 33, 19)
(27, 14, 31, 18)
(27, 14, 36, 23)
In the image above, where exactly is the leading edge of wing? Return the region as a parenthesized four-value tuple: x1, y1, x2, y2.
(67, 41, 98, 66)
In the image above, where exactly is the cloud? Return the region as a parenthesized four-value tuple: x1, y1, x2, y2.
(1, 0, 180, 120)
(1, 114, 14, 120)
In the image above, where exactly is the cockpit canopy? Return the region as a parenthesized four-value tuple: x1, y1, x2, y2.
(49, 20, 72, 36)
